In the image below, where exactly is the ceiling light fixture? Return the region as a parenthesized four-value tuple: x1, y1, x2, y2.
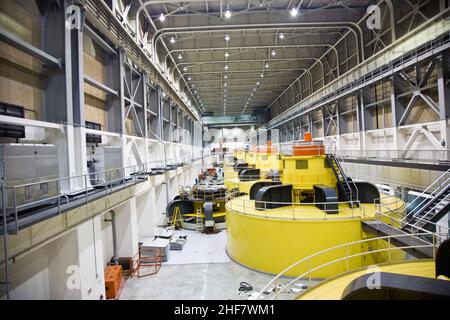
(177, 53, 183, 60)
(260, 73, 264, 78)
(170, 36, 176, 44)
(225, 51, 230, 58)
(183, 66, 188, 72)
(271, 49, 276, 56)
(225, 9, 232, 19)
(225, 34, 230, 41)
(159, 13, 166, 21)
(187, 76, 192, 81)
(290, 8, 298, 17)
(224, 74, 228, 79)
(278, 32, 285, 39)
(224, 65, 229, 70)
(265, 63, 269, 68)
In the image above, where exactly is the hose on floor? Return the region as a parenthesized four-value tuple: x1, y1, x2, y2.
(238, 281, 253, 292)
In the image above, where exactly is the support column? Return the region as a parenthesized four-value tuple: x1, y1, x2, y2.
(76, 216, 105, 300)
(437, 55, 450, 121)
(117, 49, 127, 168)
(41, 3, 87, 192)
(142, 73, 149, 165)
(358, 91, 367, 152)
(436, 54, 450, 159)
(70, 5, 88, 188)
(115, 198, 139, 258)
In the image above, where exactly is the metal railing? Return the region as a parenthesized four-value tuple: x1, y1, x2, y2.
(411, 192, 450, 229)
(373, 195, 405, 220)
(256, 232, 444, 300)
(373, 190, 450, 238)
(330, 153, 359, 206)
(268, 30, 450, 129)
(0, 157, 206, 234)
(371, 207, 450, 243)
(226, 191, 366, 221)
(402, 169, 450, 222)
(250, 143, 450, 164)
(189, 187, 228, 202)
(337, 149, 450, 165)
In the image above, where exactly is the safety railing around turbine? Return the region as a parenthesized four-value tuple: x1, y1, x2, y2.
(256, 232, 444, 300)
(225, 191, 369, 221)
(189, 187, 228, 202)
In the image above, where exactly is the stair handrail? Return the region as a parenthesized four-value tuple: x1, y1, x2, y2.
(255, 232, 441, 300)
(372, 206, 450, 244)
(410, 178, 450, 221)
(335, 152, 359, 204)
(402, 169, 450, 221)
(329, 153, 359, 205)
(410, 192, 450, 228)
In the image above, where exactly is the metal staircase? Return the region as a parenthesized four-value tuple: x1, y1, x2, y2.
(403, 169, 450, 233)
(363, 169, 450, 258)
(326, 154, 359, 207)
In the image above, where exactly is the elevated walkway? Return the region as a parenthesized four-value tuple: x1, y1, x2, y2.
(0, 158, 205, 235)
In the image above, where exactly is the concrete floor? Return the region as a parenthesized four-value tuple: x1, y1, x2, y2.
(120, 260, 279, 300)
(119, 230, 299, 300)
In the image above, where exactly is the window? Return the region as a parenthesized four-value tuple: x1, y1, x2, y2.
(296, 160, 308, 169)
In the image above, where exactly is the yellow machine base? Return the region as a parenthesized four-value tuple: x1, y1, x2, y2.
(226, 196, 405, 277)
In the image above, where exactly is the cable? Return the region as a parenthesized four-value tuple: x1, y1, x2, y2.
(238, 281, 253, 292)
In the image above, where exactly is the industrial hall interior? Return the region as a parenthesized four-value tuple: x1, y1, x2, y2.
(0, 0, 450, 301)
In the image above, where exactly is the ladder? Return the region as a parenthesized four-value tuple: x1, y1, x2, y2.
(195, 207, 203, 232)
(170, 206, 182, 229)
(326, 154, 359, 208)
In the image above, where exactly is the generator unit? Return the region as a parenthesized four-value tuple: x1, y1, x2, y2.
(0, 144, 59, 214)
(87, 146, 123, 187)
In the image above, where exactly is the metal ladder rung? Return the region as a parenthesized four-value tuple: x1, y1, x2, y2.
(195, 208, 203, 232)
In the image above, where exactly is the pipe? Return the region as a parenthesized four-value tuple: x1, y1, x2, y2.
(110, 210, 119, 265)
